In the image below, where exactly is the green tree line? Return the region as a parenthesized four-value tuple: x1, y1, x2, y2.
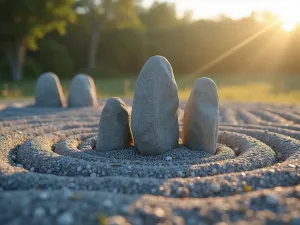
(0, 0, 300, 81)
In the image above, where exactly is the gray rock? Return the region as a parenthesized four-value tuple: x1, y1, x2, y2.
(182, 77, 219, 154)
(68, 74, 97, 107)
(131, 56, 179, 155)
(96, 97, 133, 152)
(35, 72, 65, 107)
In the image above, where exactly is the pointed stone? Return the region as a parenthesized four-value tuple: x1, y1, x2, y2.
(131, 56, 179, 155)
(68, 74, 97, 107)
(35, 72, 65, 107)
(96, 97, 133, 152)
(182, 77, 219, 154)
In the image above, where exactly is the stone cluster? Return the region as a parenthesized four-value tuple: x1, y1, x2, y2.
(34, 57, 219, 155)
(35, 73, 97, 108)
(96, 56, 219, 155)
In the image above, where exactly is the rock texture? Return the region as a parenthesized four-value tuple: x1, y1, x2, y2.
(35, 72, 65, 107)
(68, 74, 97, 107)
(182, 77, 219, 154)
(131, 56, 179, 155)
(96, 97, 133, 152)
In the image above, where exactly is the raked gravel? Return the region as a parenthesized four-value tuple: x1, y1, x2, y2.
(0, 99, 299, 225)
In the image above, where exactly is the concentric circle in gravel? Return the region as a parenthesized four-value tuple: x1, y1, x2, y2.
(0, 100, 299, 225)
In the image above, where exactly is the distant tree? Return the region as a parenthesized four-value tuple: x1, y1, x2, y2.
(140, 2, 178, 29)
(77, 0, 142, 70)
(0, 0, 76, 81)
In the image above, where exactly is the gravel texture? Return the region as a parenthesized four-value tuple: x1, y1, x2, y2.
(0, 99, 299, 225)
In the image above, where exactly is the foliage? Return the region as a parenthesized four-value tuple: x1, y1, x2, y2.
(1, 1, 300, 80)
(140, 2, 178, 29)
(0, 0, 76, 50)
(0, 56, 41, 81)
(34, 39, 74, 77)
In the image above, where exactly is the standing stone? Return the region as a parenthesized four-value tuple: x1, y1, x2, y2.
(96, 97, 133, 152)
(35, 72, 65, 107)
(131, 56, 179, 155)
(68, 74, 97, 107)
(182, 77, 219, 154)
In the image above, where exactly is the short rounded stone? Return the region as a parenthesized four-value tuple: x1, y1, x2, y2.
(96, 97, 133, 152)
(182, 77, 219, 154)
(131, 55, 179, 155)
(68, 74, 97, 107)
(35, 72, 65, 107)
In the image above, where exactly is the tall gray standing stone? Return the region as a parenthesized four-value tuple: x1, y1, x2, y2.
(68, 74, 97, 107)
(96, 97, 133, 152)
(131, 56, 179, 155)
(182, 77, 219, 154)
(35, 72, 65, 107)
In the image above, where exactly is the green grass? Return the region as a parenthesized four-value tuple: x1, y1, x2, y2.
(2, 75, 300, 104)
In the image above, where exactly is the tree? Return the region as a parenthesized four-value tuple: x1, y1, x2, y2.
(0, 0, 76, 81)
(140, 1, 178, 29)
(77, 0, 142, 70)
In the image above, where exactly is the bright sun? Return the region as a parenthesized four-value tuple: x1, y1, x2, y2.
(281, 16, 298, 32)
(282, 21, 297, 32)
(277, 6, 299, 32)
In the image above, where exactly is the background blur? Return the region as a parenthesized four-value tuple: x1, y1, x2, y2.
(1, 0, 300, 102)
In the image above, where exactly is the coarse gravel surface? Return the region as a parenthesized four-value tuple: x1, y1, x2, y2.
(0, 99, 299, 225)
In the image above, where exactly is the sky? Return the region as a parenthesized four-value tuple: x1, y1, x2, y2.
(143, 0, 298, 20)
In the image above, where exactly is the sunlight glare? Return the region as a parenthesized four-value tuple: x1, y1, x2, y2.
(276, 2, 299, 32)
(281, 20, 297, 32)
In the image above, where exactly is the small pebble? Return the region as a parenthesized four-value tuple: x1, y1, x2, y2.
(177, 171, 185, 177)
(90, 172, 96, 178)
(266, 194, 279, 205)
(63, 188, 73, 198)
(33, 207, 46, 217)
(121, 205, 129, 214)
(40, 192, 49, 200)
(212, 168, 218, 175)
(211, 184, 221, 193)
(166, 156, 172, 161)
(154, 207, 165, 218)
(57, 212, 74, 225)
(107, 216, 128, 225)
(176, 187, 190, 198)
(103, 199, 113, 208)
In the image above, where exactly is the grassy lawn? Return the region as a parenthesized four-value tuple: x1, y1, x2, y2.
(2, 74, 300, 104)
